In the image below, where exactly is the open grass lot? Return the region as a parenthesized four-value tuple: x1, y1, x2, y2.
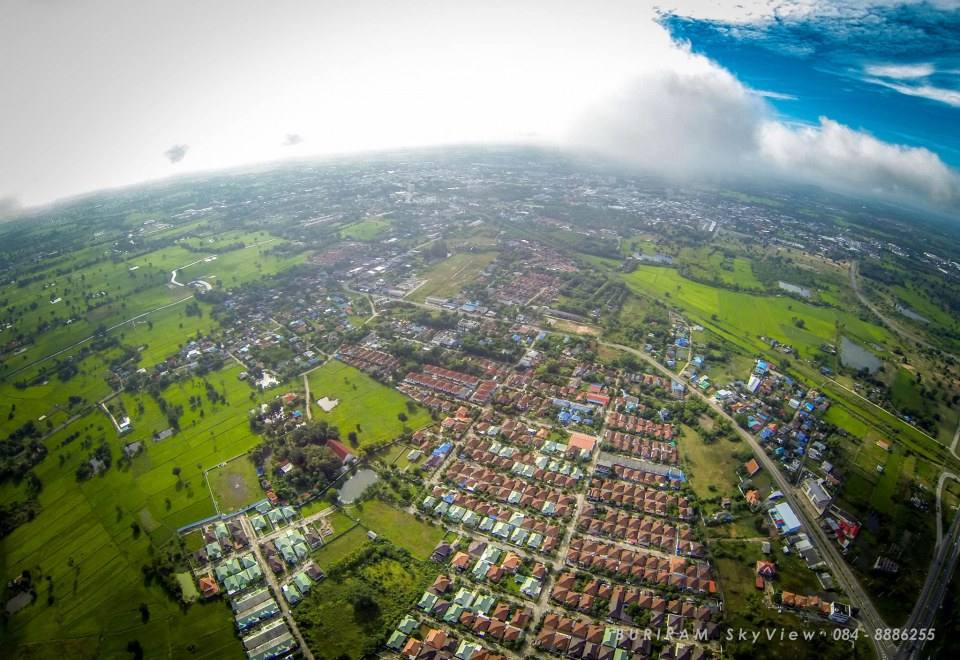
(349, 499, 444, 560)
(409, 251, 497, 302)
(312, 524, 367, 570)
(340, 216, 391, 241)
(677, 425, 746, 503)
(207, 455, 262, 513)
(298, 542, 437, 660)
(307, 360, 431, 448)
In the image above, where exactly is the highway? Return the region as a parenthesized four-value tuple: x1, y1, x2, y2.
(896, 508, 960, 659)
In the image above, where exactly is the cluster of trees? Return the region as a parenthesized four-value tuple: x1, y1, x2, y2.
(75, 441, 112, 481)
(250, 420, 344, 498)
(0, 420, 48, 484)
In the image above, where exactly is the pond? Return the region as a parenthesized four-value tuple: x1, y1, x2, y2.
(839, 336, 882, 373)
(778, 281, 812, 298)
(895, 303, 930, 324)
(339, 468, 379, 504)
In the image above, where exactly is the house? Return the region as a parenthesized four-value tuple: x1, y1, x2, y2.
(769, 502, 802, 534)
(802, 478, 832, 514)
(387, 631, 408, 651)
(425, 628, 448, 649)
(326, 439, 355, 463)
(756, 561, 777, 578)
(744, 458, 761, 476)
(402, 637, 424, 659)
(198, 576, 219, 598)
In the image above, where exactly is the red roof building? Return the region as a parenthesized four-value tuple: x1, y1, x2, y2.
(326, 439, 355, 463)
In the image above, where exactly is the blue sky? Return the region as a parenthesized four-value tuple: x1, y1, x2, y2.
(661, 2, 960, 167)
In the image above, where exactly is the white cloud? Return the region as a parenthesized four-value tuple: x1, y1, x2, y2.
(570, 51, 960, 209)
(863, 77, 960, 108)
(864, 62, 935, 79)
(758, 117, 959, 203)
(751, 89, 799, 101)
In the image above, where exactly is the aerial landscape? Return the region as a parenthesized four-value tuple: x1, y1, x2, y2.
(1, 2, 959, 660)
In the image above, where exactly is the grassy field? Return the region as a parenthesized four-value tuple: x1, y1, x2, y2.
(677, 424, 747, 503)
(307, 361, 431, 448)
(349, 499, 444, 560)
(207, 455, 262, 513)
(340, 217, 391, 241)
(312, 525, 368, 570)
(409, 251, 497, 302)
(621, 264, 891, 358)
(676, 246, 764, 291)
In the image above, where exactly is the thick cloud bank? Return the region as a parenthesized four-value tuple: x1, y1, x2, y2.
(571, 54, 960, 209)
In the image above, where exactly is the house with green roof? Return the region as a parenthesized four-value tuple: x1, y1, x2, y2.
(472, 560, 491, 581)
(478, 517, 495, 532)
(473, 594, 495, 614)
(206, 542, 223, 561)
(444, 603, 464, 623)
(492, 521, 511, 539)
(510, 527, 529, 545)
(453, 588, 475, 609)
(397, 615, 419, 635)
(462, 511, 480, 527)
(417, 591, 438, 611)
(281, 506, 297, 521)
(243, 565, 264, 583)
(602, 626, 620, 648)
(249, 515, 269, 534)
(281, 582, 301, 605)
(480, 546, 502, 564)
(455, 640, 482, 660)
(386, 630, 407, 651)
(520, 577, 542, 599)
(293, 572, 312, 593)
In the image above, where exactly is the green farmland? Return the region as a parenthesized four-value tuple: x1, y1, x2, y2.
(0, 362, 289, 657)
(306, 361, 431, 448)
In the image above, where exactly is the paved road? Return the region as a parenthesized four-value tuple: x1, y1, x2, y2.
(598, 339, 896, 660)
(896, 507, 960, 659)
(240, 514, 315, 660)
(935, 472, 959, 548)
